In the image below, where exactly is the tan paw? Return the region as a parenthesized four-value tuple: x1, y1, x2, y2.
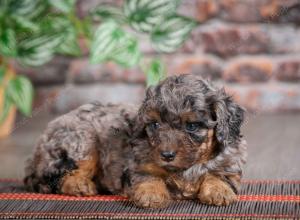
(61, 175, 97, 196)
(198, 176, 237, 206)
(132, 179, 171, 208)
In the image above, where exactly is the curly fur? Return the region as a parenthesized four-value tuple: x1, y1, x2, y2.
(24, 74, 247, 208)
(24, 103, 137, 195)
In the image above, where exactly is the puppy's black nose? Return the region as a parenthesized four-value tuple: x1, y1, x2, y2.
(160, 151, 176, 161)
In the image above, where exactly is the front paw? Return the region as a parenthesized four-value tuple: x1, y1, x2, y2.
(61, 175, 97, 196)
(132, 179, 171, 208)
(198, 175, 237, 206)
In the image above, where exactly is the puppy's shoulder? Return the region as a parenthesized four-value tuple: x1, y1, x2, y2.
(75, 102, 138, 136)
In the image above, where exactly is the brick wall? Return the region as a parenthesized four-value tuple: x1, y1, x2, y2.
(18, 0, 300, 114)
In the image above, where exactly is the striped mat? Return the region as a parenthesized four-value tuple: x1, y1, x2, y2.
(0, 179, 299, 219)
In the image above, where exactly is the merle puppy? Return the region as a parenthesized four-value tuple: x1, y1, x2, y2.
(24, 74, 246, 208)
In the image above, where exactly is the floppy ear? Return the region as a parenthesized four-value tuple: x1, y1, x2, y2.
(207, 88, 245, 147)
(132, 86, 156, 139)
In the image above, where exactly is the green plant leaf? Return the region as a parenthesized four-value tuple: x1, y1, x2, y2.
(124, 0, 181, 33)
(37, 14, 81, 56)
(38, 15, 71, 33)
(0, 28, 17, 57)
(0, 91, 12, 124)
(0, 65, 5, 85)
(90, 21, 125, 63)
(53, 19, 81, 57)
(151, 15, 197, 53)
(90, 20, 141, 66)
(17, 33, 65, 66)
(8, 0, 47, 19)
(17, 50, 54, 66)
(110, 37, 141, 67)
(12, 15, 40, 32)
(6, 75, 33, 116)
(90, 4, 127, 23)
(146, 59, 166, 87)
(0, 0, 10, 17)
(56, 33, 81, 56)
(49, 0, 76, 13)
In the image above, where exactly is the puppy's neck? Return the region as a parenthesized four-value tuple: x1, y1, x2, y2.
(138, 163, 170, 179)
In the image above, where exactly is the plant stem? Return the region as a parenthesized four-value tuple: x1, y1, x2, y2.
(68, 9, 92, 51)
(0, 56, 8, 69)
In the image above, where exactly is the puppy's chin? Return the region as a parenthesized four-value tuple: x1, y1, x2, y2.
(159, 161, 190, 173)
(161, 164, 180, 172)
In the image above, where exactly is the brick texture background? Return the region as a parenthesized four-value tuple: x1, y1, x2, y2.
(17, 0, 300, 114)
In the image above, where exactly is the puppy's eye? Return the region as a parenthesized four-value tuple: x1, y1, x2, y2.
(148, 121, 160, 130)
(185, 122, 200, 132)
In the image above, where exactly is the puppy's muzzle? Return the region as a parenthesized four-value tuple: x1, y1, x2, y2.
(160, 151, 176, 162)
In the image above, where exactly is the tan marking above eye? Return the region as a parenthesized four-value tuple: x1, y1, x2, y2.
(145, 110, 161, 122)
(180, 112, 199, 123)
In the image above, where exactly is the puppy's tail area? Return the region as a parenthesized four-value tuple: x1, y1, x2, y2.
(23, 158, 50, 193)
(23, 158, 38, 192)
(23, 152, 78, 194)
(23, 158, 54, 193)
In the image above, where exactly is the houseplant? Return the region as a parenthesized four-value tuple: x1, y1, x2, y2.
(0, 0, 74, 137)
(0, 0, 196, 137)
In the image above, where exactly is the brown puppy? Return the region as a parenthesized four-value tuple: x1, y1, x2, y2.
(24, 74, 246, 208)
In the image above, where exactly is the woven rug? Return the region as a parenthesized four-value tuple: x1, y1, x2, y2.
(0, 179, 299, 219)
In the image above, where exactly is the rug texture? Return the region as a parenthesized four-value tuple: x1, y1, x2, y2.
(0, 179, 299, 219)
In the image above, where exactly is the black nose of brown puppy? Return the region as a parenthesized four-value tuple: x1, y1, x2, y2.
(160, 151, 176, 162)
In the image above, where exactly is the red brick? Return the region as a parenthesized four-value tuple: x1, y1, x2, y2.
(276, 59, 300, 82)
(68, 58, 146, 84)
(224, 83, 300, 112)
(14, 56, 70, 85)
(52, 83, 145, 113)
(220, 0, 264, 23)
(200, 25, 270, 57)
(218, 0, 299, 23)
(12, 0, 300, 116)
(35, 83, 145, 114)
(223, 57, 273, 83)
(167, 55, 222, 80)
(196, 0, 219, 22)
(281, 3, 300, 24)
(178, 0, 219, 23)
(267, 25, 300, 54)
(259, 0, 300, 23)
(225, 86, 261, 111)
